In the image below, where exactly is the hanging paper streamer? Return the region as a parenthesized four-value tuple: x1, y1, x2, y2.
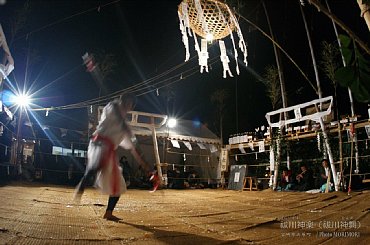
(294, 108, 302, 120)
(219, 40, 233, 78)
(258, 141, 265, 152)
(171, 140, 181, 148)
(270, 149, 275, 171)
(197, 142, 206, 149)
(365, 125, 370, 139)
(238, 144, 246, 154)
(178, 2, 191, 61)
(199, 39, 209, 73)
(183, 141, 192, 151)
(215, 2, 239, 75)
(209, 144, 218, 153)
(226, 5, 248, 66)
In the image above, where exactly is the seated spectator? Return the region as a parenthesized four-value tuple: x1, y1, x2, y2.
(295, 164, 314, 191)
(319, 159, 334, 192)
(277, 167, 294, 191)
(167, 167, 184, 189)
(186, 169, 204, 189)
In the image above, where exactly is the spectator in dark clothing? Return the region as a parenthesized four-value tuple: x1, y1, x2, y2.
(295, 164, 314, 191)
(167, 167, 184, 189)
(186, 169, 204, 189)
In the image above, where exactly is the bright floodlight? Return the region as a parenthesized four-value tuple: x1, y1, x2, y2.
(206, 33, 214, 42)
(15, 93, 31, 107)
(167, 118, 177, 128)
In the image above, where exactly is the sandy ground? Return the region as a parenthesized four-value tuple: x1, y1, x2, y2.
(0, 182, 369, 245)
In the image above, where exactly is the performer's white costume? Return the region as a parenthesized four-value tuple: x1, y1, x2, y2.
(88, 100, 134, 196)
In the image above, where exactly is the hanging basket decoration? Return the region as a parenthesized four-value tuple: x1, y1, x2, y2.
(178, 0, 248, 78)
(184, 0, 236, 40)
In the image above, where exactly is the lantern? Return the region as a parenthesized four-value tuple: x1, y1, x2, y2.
(178, 0, 248, 78)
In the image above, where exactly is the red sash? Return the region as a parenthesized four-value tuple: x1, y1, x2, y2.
(92, 134, 120, 196)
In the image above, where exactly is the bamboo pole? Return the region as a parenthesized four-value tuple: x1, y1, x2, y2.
(262, 1, 288, 190)
(300, 3, 338, 191)
(308, 0, 370, 55)
(325, 0, 360, 175)
(235, 12, 318, 95)
(357, 0, 370, 31)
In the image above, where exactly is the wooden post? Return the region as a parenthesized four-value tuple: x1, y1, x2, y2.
(151, 125, 163, 184)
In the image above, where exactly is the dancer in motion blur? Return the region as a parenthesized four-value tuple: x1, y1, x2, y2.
(74, 93, 157, 220)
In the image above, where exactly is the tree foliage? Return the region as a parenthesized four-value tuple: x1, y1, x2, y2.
(94, 51, 117, 82)
(261, 65, 281, 109)
(320, 41, 341, 86)
(210, 89, 229, 141)
(210, 89, 228, 115)
(9, 0, 30, 44)
(334, 35, 370, 103)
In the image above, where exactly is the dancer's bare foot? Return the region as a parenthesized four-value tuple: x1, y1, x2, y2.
(103, 211, 121, 221)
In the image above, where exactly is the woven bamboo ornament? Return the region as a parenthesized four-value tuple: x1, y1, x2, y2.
(178, 0, 248, 78)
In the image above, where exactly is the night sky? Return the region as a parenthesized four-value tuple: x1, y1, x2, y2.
(1, 0, 369, 142)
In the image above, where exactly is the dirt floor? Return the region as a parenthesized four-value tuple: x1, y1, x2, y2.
(0, 182, 368, 245)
